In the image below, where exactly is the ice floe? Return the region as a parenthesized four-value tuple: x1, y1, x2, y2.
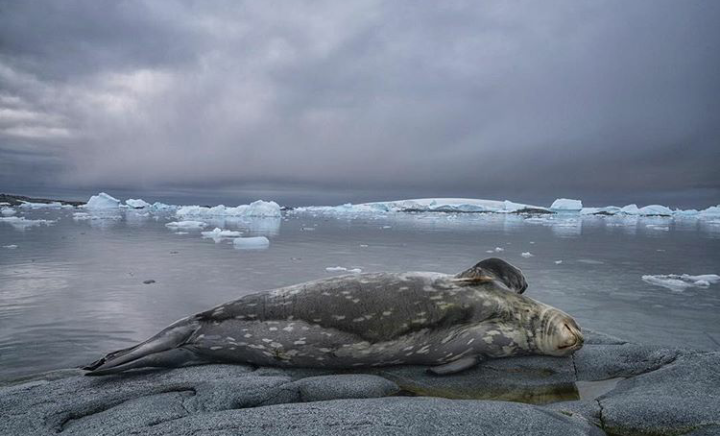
(325, 266, 363, 273)
(642, 274, 720, 292)
(18, 201, 71, 210)
(232, 236, 270, 249)
(125, 199, 150, 209)
(1, 207, 16, 216)
(0, 216, 55, 228)
(201, 227, 242, 241)
(176, 200, 281, 218)
(521, 252, 534, 258)
(85, 192, 121, 210)
(3, 244, 18, 249)
(165, 221, 207, 230)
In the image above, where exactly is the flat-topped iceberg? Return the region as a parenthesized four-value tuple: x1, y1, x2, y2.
(176, 200, 281, 218)
(550, 198, 582, 212)
(86, 192, 121, 210)
(233, 236, 270, 249)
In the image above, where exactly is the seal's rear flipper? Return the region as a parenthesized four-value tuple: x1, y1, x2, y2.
(456, 258, 528, 294)
(84, 317, 200, 375)
(85, 348, 203, 376)
(427, 356, 481, 375)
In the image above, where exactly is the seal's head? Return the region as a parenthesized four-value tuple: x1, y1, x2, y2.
(530, 307, 584, 356)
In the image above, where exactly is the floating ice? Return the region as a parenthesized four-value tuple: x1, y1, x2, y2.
(550, 198, 582, 212)
(18, 201, 66, 210)
(325, 266, 363, 273)
(176, 200, 281, 218)
(642, 274, 720, 292)
(165, 221, 207, 230)
(0, 216, 55, 228)
(700, 206, 720, 218)
(232, 236, 270, 249)
(494, 247, 504, 252)
(3, 244, 18, 249)
(1, 207, 16, 216)
(86, 192, 120, 210)
(521, 252, 534, 258)
(125, 199, 150, 209)
(201, 227, 242, 241)
(555, 260, 563, 264)
(73, 212, 91, 221)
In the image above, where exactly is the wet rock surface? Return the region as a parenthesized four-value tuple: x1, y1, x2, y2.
(1, 330, 718, 436)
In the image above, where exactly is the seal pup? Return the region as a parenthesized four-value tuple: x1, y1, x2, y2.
(84, 258, 583, 376)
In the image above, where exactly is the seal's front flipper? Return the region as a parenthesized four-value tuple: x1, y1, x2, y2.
(427, 356, 481, 376)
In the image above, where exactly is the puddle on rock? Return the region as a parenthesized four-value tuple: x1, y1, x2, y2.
(576, 377, 624, 400)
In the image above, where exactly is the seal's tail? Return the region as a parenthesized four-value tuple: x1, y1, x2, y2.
(83, 317, 202, 376)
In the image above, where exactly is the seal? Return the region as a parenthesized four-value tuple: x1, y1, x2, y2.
(84, 258, 583, 376)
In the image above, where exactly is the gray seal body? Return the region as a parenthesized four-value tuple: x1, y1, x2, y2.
(85, 258, 583, 376)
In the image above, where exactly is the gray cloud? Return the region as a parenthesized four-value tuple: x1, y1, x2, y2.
(1, 1, 719, 207)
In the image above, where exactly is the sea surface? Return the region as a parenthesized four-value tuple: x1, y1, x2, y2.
(1, 207, 719, 380)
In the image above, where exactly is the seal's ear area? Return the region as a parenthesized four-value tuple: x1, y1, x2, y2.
(459, 258, 528, 294)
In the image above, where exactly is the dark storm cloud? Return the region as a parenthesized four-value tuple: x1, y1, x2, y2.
(1, 1, 719, 206)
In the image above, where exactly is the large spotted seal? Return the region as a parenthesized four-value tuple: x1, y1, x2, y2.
(85, 258, 583, 376)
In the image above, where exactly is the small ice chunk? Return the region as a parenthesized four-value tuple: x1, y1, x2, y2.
(73, 212, 91, 221)
(1, 207, 17, 216)
(85, 192, 121, 210)
(521, 252, 534, 258)
(555, 260, 563, 264)
(0, 216, 55, 227)
(494, 247, 504, 252)
(642, 274, 720, 292)
(165, 221, 207, 230)
(201, 227, 242, 241)
(3, 244, 18, 249)
(233, 236, 270, 249)
(325, 266, 362, 273)
(550, 198, 583, 212)
(125, 199, 150, 209)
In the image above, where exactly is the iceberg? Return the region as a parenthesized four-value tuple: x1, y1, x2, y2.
(201, 227, 242, 241)
(550, 198, 582, 212)
(294, 198, 550, 215)
(642, 274, 720, 292)
(176, 200, 281, 218)
(19, 201, 65, 210)
(125, 199, 150, 209)
(165, 221, 207, 230)
(700, 206, 720, 218)
(86, 192, 120, 210)
(1, 207, 16, 216)
(637, 205, 673, 216)
(232, 236, 270, 249)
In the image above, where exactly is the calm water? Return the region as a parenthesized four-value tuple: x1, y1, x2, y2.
(1, 207, 719, 380)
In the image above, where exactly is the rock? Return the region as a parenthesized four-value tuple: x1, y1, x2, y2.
(116, 397, 604, 436)
(573, 343, 681, 380)
(287, 374, 399, 402)
(582, 329, 628, 345)
(143, 279, 156, 284)
(599, 351, 720, 436)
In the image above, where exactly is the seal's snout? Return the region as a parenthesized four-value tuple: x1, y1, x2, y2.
(558, 323, 583, 350)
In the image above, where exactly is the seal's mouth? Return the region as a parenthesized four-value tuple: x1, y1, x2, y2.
(557, 323, 584, 351)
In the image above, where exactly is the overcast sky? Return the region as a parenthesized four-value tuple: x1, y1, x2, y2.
(1, 1, 718, 207)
